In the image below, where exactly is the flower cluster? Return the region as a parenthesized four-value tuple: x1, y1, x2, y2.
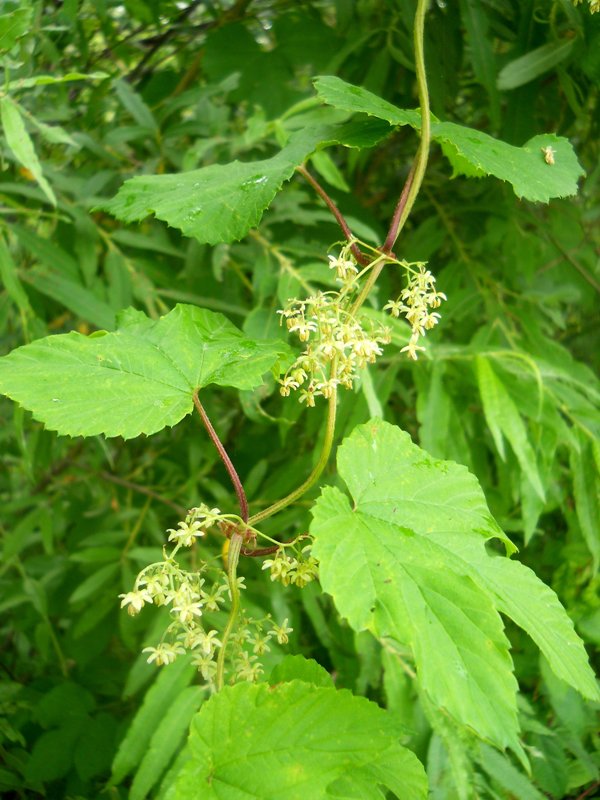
(384, 262, 446, 360)
(277, 245, 391, 405)
(262, 544, 319, 587)
(118, 506, 292, 691)
(119, 552, 227, 674)
(166, 503, 221, 547)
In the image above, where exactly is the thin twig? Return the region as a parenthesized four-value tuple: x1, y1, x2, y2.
(32, 443, 84, 494)
(546, 232, 600, 293)
(576, 781, 599, 800)
(296, 165, 369, 265)
(99, 471, 187, 515)
(192, 391, 249, 522)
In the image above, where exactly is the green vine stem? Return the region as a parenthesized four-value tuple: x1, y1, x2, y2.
(248, 360, 338, 526)
(383, 0, 431, 254)
(351, 0, 431, 317)
(215, 530, 244, 691)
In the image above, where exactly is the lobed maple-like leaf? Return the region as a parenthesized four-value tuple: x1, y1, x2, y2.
(311, 420, 599, 750)
(164, 680, 428, 800)
(0, 304, 290, 439)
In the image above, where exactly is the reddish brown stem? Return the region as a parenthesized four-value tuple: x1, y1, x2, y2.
(576, 782, 599, 800)
(192, 391, 249, 522)
(297, 165, 370, 265)
(241, 544, 280, 556)
(382, 162, 416, 254)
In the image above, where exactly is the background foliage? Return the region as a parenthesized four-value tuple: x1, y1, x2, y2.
(0, 1, 598, 798)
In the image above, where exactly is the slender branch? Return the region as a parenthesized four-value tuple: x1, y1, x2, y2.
(99, 471, 187, 515)
(546, 231, 600, 294)
(296, 165, 369, 265)
(576, 782, 599, 800)
(248, 362, 338, 526)
(382, 0, 431, 255)
(216, 531, 243, 691)
(192, 391, 249, 522)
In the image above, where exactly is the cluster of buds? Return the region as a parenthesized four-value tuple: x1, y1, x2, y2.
(118, 505, 292, 690)
(384, 262, 446, 360)
(277, 245, 391, 406)
(261, 544, 319, 587)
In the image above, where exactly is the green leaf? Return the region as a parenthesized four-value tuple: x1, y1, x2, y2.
(99, 125, 360, 245)
(314, 75, 421, 128)
(74, 713, 117, 781)
(0, 233, 31, 315)
(114, 78, 158, 132)
(23, 270, 116, 330)
(0, 3, 32, 51)
(497, 40, 576, 91)
(111, 656, 196, 785)
(311, 420, 599, 746)
(269, 655, 334, 688)
(0, 304, 290, 439)
(570, 431, 600, 573)
(478, 744, 546, 800)
(6, 71, 108, 91)
(434, 127, 583, 202)
(69, 563, 119, 604)
(130, 686, 205, 800)
(476, 357, 545, 501)
(473, 556, 600, 702)
(312, 487, 521, 751)
(313, 75, 584, 202)
(0, 96, 56, 206)
(25, 114, 78, 148)
(458, 0, 500, 126)
(165, 681, 427, 800)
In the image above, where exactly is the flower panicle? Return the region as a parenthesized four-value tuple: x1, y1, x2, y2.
(119, 503, 294, 692)
(277, 242, 391, 406)
(384, 262, 447, 360)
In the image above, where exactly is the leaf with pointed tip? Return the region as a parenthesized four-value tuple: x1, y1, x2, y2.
(98, 122, 385, 245)
(476, 356, 545, 501)
(164, 681, 427, 800)
(0, 97, 56, 206)
(0, 304, 290, 439)
(313, 75, 584, 202)
(314, 75, 421, 128)
(312, 486, 521, 752)
(311, 420, 599, 750)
